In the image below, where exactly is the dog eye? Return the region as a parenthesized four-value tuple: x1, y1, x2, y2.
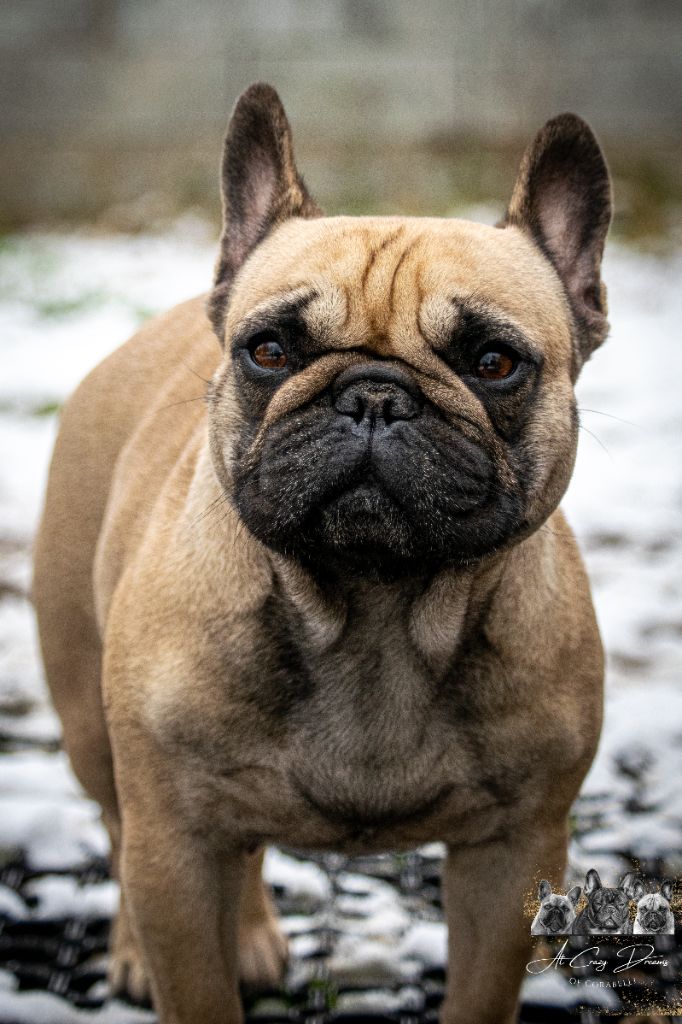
(249, 334, 288, 370)
(475, 347, 517, 380)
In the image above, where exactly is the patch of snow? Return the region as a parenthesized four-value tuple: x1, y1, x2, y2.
(336, 985, 424, 1012)
(0, 599, 50, 708)
(399, 919, 447, 968)
(0, 974, 155, 1023)
(262, 848, 331, 906)
(336, 872, 409, 935)
(0, 794, 108, 870)
(23, 875, 119, 920)
(0, 415, 57, 544)
(1, 750, 84, 798)
(0, 752, 108, 869)
(326, 933, 418, 985)
(0, 884, 27, 920)
(0, 225, 215, 407)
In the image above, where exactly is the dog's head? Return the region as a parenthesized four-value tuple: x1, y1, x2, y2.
(634, 880, 674, 933)
(533, 880, 582, 935)
(207, 84, 612, 577)
(582, 869, 638, 932)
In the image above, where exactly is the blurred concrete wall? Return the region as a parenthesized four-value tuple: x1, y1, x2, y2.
(1, 0, 680, 226)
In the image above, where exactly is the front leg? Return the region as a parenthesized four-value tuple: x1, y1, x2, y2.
(442, 820, 569, 1024)
(120, 801, 245, 1024)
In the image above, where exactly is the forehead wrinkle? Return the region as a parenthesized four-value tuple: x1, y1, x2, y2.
(360, 227, 405, 293)
(418, 295, 460, 350)
(348, 230, 421, 353)
(302, 285, 366, 348)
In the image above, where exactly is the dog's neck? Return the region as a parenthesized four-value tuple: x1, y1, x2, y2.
(270, 550, 506, 679)
(191, 441, 509, 680)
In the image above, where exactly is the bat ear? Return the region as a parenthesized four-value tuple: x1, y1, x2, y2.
(208, 82, 322, 342)
(631, 878, 646, 901)
(538, 880, 552, 901)
(504, 113, 612, 373)
(567, 885, 582, 906)
(660, 879, 674, 902)
(585, 869, 602, 894)
(619, 872, 641, 899)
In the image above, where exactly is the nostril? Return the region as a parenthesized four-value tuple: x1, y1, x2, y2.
(351, 394, 365, 424)
(382, 389, 421, 423)
(334, 385, 367, 423)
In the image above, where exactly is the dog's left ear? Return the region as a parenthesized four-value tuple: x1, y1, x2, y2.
(567, 885, 582, 907)
(504, 113, 612, 372)
(660, 879, 674, 902)
(208, 82, 322, 341)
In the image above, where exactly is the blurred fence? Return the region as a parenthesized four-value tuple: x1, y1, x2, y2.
(1, 0, 681, 228)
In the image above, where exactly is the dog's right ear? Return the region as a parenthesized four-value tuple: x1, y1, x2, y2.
(538, 880, 552, 901)
(584, 869, 602, 894)
(567, 885, 582, 907)
(619, 871, 641, 900)
(631, 878, 646, 901)
(208, 83, 322, 342)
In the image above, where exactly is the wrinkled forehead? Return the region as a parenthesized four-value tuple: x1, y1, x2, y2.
(225, 216, 572, 364)
(640, 894, 665, 908)
(596, 887, 624, 899)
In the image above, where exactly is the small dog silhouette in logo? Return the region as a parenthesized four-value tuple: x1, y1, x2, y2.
(633, 879, 675, 935)
(572, 869, 639, 935)
(531, 880, 582, 935)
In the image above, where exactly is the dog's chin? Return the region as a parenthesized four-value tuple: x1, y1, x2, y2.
(595, 916, 623, 932)
(237, 478, 522, 580)
(543, 915, 570, 935)
(307, 482, 424, 578)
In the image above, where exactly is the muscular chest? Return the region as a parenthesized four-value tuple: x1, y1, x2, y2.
(155, 609, 537, 851)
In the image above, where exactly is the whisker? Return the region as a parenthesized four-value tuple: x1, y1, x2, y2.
(539, 523, 572, 542)
(159, 394, 207, 412)
(578, 407, 640, 429)
(578, 424, 614, 461)
(181, 359, 212, 386)
(192, 494, 227, 526)
(230, 515, 248, 556)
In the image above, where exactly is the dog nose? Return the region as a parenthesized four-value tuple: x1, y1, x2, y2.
(333, 364, 422, 426)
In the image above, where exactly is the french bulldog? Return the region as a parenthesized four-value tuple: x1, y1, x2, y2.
(33, 83, 611, 1024)
(633, 879, 675, 935)
(573, 869, 639, 935)
(531, 880, 582, 935)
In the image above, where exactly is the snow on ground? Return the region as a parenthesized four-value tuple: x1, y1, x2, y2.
(0, 224, 680, 1013)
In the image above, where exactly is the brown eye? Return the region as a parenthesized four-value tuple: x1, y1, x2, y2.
(250, 338, 287, 370)
(475, 348, 516, 380)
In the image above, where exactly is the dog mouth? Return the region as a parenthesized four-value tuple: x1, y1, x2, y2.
(230, 403, 525, 575)
(543, 913, 568, 933)
(598, 914, 622, 930)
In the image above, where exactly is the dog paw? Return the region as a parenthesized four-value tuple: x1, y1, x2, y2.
(239, 916, 288, 990)
(108, 923, 152, 1005)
